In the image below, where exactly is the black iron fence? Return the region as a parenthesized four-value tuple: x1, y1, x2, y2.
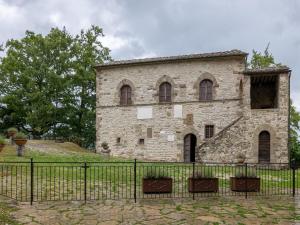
(0, 159, 299, 204)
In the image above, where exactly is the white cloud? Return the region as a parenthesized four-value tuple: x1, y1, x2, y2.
(49, 12, 62, 26)
(102, 35, 128, 51)
(0, 0, 20, 20)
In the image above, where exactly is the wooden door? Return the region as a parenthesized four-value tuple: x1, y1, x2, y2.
(184, 134, 196, 162)
(259, 131, 270, 163)
(184, 135, 191, 162)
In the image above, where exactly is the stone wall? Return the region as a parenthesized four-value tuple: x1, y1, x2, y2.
(97, 100, 242, 161)
(197, 73, 289, 163)
(96, 56, 289, 163)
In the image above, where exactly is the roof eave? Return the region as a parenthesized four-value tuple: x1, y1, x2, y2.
(243, 67, 291, 75)
(94, 51, 248, 70)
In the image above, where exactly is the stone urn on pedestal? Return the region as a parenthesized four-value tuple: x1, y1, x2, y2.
(14, 132, 28, 157)
(236, 153, 246, 164)
(101, 142, 111, 157)
(7, 127, 18, 145)
(231, 152, 261, 192)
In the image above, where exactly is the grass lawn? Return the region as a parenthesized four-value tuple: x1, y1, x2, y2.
(0, 140, 299, 202)
(0, 140, 127, 162)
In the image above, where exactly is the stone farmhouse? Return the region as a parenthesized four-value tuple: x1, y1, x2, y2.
(95, 50, 291, 163)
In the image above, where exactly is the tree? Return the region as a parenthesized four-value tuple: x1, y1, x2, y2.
(63, 26, 110, 148)
(248, 44, 300, 162)
(0, 28, 73, 138)
(0, 26, 110, 148)
(290, 102, 300, 163)
(249, 43, 279, 69)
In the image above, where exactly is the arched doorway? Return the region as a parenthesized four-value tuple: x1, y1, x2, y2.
(259, 131, 270, 163)
(184, 134, 197, 162)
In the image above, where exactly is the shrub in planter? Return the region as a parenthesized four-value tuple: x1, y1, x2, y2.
(14, 132, 28, 146)
(143, 168, 172, 194)
(0, 136, 6, 152)
(230, 168, 260, 192)
(188, 168, 218, 193)
(7, 127, 18, 137)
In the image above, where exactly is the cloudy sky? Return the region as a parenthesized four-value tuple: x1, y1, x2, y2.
(0, 0, 299, 109)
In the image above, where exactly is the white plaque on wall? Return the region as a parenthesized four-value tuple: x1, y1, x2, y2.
(174, 105, 183, 118)
(167, 134, 175, 142)
(137, 106, 153, 119)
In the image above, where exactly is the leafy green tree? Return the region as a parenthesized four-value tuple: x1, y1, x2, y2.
(0, 28, 73, 137)
(0, 26, 110, 148)
(62, 26, 110, 148)
(249, 43, 279, 69)
(290, 102, 300, 162)
(248, 44, 300, 162)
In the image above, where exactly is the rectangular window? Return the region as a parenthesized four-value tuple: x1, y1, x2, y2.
(205, 125, 214, 139)
(139, 138, 145, 145)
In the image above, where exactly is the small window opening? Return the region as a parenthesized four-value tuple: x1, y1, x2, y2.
(116, 137, 121, 144)
(251, 75, 278, 109)
(205, 125, 214, 139)
(139, 139, 145, 145)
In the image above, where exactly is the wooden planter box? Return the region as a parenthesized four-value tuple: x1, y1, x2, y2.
(143, 178, 172, 194)
(14, 139, 27, 146)
(188, 177, 219, 193)
(230, 177, 260, 192)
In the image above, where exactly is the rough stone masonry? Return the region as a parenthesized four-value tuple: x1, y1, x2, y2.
(95, 50, 291, 163)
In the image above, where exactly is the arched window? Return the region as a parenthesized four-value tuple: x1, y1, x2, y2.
(159, 82, 172, 103)
(259, 131, 270, 163)
(120, 85, 132, 105)
(200, 79, 213, 101)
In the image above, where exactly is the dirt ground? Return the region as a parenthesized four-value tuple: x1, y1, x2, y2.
(1, 196, 300, 225)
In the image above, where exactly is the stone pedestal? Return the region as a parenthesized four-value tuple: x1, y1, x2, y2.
(10, 137, 15, 145)
(101, 149, 111, 159)
(17, 145, 25, 157)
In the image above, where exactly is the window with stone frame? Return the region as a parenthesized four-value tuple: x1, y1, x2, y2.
(205, 125, 214, 139)
(120, 85, 132, 105)
(159, 82, 172, 103)
(200, 79, 213, 101)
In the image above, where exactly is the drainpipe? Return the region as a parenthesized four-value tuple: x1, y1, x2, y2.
(288, 71, 291, 164)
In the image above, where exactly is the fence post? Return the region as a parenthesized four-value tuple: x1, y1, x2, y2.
(134, 159, 137, 203)
(84, 162, 87, 203)
(292, 160, 296, 197)
(192, 162, 195, 200)
(30, 158, 34, 205)
(245, 163, 248, 199)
